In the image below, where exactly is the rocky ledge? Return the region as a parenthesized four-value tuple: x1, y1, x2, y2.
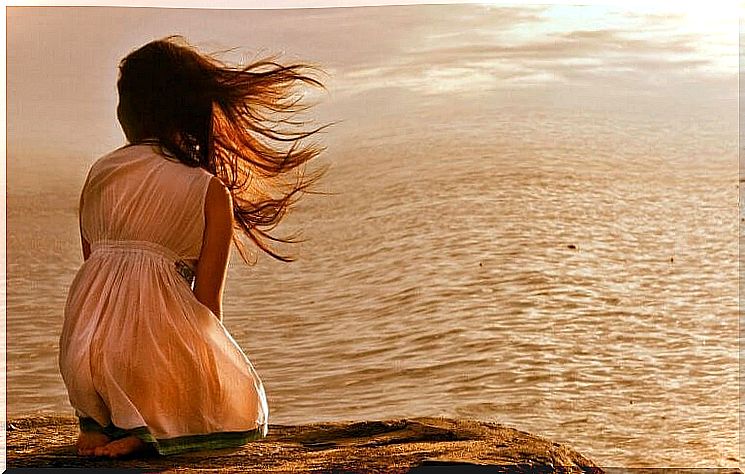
(6, 415, 602, 473)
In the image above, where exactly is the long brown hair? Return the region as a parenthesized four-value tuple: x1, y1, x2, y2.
(117, 35, 329, 263)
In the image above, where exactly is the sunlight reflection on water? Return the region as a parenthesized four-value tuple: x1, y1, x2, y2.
(7, 108, 738, 467)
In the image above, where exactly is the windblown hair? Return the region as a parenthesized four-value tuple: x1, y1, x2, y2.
(117, 35, 329, 263)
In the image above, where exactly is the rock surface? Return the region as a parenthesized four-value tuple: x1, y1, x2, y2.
(7, 415, 602, 473)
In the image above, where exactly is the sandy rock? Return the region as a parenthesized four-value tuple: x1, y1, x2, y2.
(6, 415, 602, 473)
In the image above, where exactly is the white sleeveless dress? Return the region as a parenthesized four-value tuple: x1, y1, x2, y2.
(58, 143, 269, 455)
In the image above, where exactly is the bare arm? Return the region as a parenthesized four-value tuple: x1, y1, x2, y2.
(80, 230, 91, 261)
(193, 176, 234, 321)
(79, 187, 91, 261)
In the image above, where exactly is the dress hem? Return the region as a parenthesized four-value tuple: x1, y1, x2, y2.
(79, 417, 267, 455)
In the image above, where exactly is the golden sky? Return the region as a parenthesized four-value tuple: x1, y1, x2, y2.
(5, 2, 738, 171)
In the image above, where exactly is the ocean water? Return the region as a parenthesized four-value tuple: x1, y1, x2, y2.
(7, 105, 738, 467)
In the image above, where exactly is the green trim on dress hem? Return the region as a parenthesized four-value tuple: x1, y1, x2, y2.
(78, 416, 267, 455)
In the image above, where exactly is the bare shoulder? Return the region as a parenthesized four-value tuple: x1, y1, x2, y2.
(204, 176, 233, 224)
(206, 176, 231, 203)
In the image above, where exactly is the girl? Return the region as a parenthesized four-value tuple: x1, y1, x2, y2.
(58, 36, 327, 458)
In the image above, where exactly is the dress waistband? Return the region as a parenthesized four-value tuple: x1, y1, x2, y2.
(90, 239, 195, 286)
(91, 239, 181, 260)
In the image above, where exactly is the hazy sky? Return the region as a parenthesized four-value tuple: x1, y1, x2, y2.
(6, 3, 737, 188)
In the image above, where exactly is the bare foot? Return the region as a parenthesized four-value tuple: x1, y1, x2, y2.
(94, 435, 147, 458)
(76, 431, 111, 456)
